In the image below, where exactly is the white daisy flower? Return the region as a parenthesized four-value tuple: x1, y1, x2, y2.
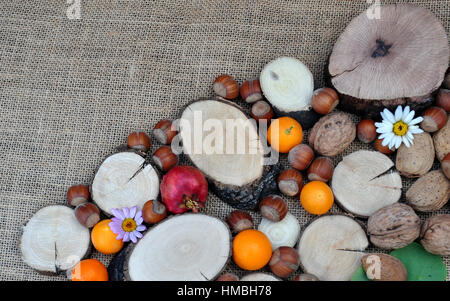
(375, 105, 424, 149)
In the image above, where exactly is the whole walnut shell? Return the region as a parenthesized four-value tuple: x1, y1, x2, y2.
(308, 112, 356, 156)
(361, 253, 407, 281)
(406, 170, 450, 212)
(395, 132, 434, 178)
(420, 215, 450, 255)
(368, 203, 421, 249)
(433, 117, 450, 161)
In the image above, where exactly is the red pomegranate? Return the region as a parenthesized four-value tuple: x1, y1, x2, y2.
(160, 165, 208, 214)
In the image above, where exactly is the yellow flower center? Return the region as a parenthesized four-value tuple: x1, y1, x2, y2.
(393, 121, 408, 136)
(122, 218, 137, 232)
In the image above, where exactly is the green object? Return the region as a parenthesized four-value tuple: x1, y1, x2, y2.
(390, 243, 447, 281)
(351, 266, 370, 281)
(351, 243, 447, 281)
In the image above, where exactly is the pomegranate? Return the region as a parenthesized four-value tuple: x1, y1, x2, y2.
(160, 165, 208, 214)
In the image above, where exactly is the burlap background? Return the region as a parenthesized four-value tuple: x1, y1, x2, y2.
(0, 0, 448, 281)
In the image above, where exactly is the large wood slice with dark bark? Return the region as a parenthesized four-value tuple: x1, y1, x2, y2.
(328, 4, 449, 119)
(91, 152, 160, 215)
(20, 205, 91, 274)
(109, 214, 231, 281)
(177, 99, 280, 210)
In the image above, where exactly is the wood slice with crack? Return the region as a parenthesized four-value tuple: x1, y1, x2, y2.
(20, 205, 90, 274)
(123, 214, 231, 281)
(328, 4, 449, 118)
(297, 215, 368, 281)
(91, 152, 160, 215)
(331, 150, 401, 217)
(178, 99, 280, 210)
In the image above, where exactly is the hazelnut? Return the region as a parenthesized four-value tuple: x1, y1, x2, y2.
(420, 214, 450, 256)
(127, 131, 151, 152)
(288, 144, 314, 171)
(442, 153, 450, 179)
(226, 210, 253, 233)
(307, 157, 334, 182)
(74, 202, 100, 228)
(277, 169, 303, 197)
(213, 74, 239, 100)
(357, 119, 377, 143)
(294, 273, 319, 281)
(420, 106, 447, 132)
(373, 138, 394, 155)
(269, 246, 300, 278)
(142, 200, 167, 224)
(152, 146, 178, 172)
(153, 120, 178, 145)
(216, 273, 239, 281)
(311, 88, 339, 115)
(361, 254, 407, 281)
(240, 79, 262, 103)
(250, 100, 274, 123)
(368, 203, 421, 249)
(436, 89, 450, 113)
(67, 184, 90, 206)
(259, 195, 287, 222)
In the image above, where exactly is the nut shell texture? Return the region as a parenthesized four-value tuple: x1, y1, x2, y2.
(368, 203, 421, 249)
(406, 170, 450, 212)
(421, 215, 450, 255)
(308, 112, 355, 156)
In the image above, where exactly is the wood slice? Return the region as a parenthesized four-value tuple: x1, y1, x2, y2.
(260, 57, 319, 129)
(124, 214, 231, 281)
(20, 205, 90, 274)
(178, 99, 280, 210)
(328, 4, 448, 118)
(91, 152, 160, 215)
(297, 215, 368, 281)
(331, 150, 401, 217)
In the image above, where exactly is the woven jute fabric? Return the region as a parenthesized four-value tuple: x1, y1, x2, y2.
(0, 0, 448, 281)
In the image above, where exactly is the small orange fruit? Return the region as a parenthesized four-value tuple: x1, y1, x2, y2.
(233, 229, 272, 270)
(91, 219, 124, 254)
(71, 259, 108, 281)
(267, 117, 303, 153)
(300, 181, 334, 215)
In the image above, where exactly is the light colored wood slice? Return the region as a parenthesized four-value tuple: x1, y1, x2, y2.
(240, 273, 281, 281)
(260, 56, 314, 112)
(258, 213, 300, 251)
(20, 205, 90, 273)
(331, 150, 401, 217)
(91, 152, 159, 215)
(126, 214, 231, 281)
(179, 99, 264, 187)
(297, 215, 368, 281)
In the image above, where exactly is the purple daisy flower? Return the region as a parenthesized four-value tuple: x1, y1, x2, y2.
(109, 206, 146, 243)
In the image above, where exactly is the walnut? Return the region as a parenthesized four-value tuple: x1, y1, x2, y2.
(368, 203, 421, 249)
(308, 112, 356, 156)
(420, 215, 450, 256)
(433, 117, 450, 161)
(406, 170, 450, 212)
(395, 132, 434, 178)
(361, 253, 407, 281)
